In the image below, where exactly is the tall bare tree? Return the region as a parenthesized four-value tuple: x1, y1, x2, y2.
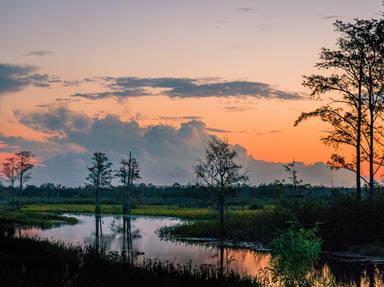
(2, 157, 18, 210)
(15, 151, 34, 209)
(295, 107, 371, 192)
(86, 152, 113, 214)
(295, 19, 384, 198)
(194, 137, 248, 240)
(116, 152, 141, 215)
(357, 18, 384, 196)
(283, 160, 303, 201)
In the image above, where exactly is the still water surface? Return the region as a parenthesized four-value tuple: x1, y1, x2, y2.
(21, 214, 384, 286)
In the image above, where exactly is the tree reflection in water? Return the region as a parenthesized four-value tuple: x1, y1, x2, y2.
(122, 216, 134, 262)
(94, 214, 103, 253)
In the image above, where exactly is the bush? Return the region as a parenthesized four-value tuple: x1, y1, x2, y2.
(285, 192, 384, 250)
(269, 226, 321, 287)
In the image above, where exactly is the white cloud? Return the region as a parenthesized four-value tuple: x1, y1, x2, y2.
(1, 107, 355, 187)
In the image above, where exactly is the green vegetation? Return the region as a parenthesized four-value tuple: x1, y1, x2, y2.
(159, 208, 288, 244)
(22, 203, 122, 214)
(285, 193, 384, 251)
(0, 235, 260, 287)
(0, 209, 78, 229)
(268, 227, 322, 287)
(159, 192, 384, 256)
(21, 203, 264, 220)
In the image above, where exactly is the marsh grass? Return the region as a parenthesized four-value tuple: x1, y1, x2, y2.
(22, 204, 263, 220)
(159, 209, 290, 244)
(0, 209, 78, 229)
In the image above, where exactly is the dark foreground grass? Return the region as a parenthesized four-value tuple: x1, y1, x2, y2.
(0, 235, 261, 287)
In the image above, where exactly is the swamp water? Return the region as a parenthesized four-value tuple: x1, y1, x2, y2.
(20, 214, 384, 286)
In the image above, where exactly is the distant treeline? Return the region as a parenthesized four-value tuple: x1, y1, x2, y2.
(0, 182, 354, 206)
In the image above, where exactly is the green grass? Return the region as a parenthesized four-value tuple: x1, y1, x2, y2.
(159, 209, 290, 244)
(19, 203, 286, 243)
(21, 204, 264, 220)
(22, 203, 121, 214)
(0, 209, 78, 229)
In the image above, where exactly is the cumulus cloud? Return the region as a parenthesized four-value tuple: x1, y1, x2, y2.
(0, 63, 60, 95)
(25, 50, 53, 57)
(14, 107, 92, 135)
(71, 77, 302, 100)
(0, 107, 354, 186)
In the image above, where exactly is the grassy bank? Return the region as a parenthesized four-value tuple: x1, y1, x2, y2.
(0, 235, 260, 287)
(0, 209, 78, 229)
(20, 195, 384, 257)
(20, 203, 286, 244)
(159, 209, 289, 244)
(21, 203, 264, 220)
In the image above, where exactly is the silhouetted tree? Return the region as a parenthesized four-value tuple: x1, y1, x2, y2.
(295, 19, 384, 198)
(194, 137, 248, 240)
(295, 107, 371, 191)
(116, 152, 141, 215)
(2, 157, 18, 210)
(15, 151, 34, 209)
(86, 152, 113, 214)
(356, 19, 384, 197)
(284, 160, 303, 202)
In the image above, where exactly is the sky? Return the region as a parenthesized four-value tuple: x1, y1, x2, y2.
(0, 0, 382, 186)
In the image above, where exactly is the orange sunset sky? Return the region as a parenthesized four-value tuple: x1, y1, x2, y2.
(0, 0, 382, 186)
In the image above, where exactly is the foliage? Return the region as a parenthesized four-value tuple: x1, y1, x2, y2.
(116, 153, 141, 187)
(116, 152, 141, 214)
(14, 151, 34, 209)
(86, 152, 113, 214)
(159, 208, 290, 244)
(284, 192, 384, 250)
(195, 136, 248, 238)
(0, 209, 78, 229)
(296, 18, 384, 198)
(1, 157, 18, 210)
(86, 152, 113, 189)
(269, 226, 321, 287)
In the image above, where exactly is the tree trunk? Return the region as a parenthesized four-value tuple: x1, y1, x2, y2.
(219, 192, 224, 241)
(95, 215, 101, 253)
(219, 242, 224, 279)
(18, 175, 23, 210)
(128, 187, 132, 214)
(369, 101, 374, 199)
(95, 186, 101, 214)
(356, 54, 363, 199)
(11, 184, 16, 211)
(123, 188, 128, 215)
(126, 217, 133, 261)
(356, 124, 362, 200)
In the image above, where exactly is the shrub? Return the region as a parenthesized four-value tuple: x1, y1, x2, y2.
(269, 226, 321, 287)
